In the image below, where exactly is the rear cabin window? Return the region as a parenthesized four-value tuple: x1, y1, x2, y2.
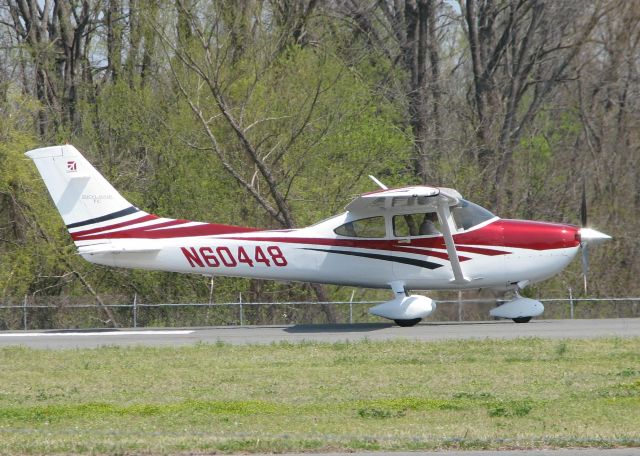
(393, 212, 441, 237)
(334, 216, 386, 238)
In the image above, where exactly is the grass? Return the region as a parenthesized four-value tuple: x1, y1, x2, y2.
(0, 337, 639, 454)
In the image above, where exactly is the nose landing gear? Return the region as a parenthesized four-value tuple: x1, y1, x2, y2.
(490, 296, 543, 323)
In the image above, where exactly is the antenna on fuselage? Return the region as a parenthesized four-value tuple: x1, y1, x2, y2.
(368, 175, 388, 190)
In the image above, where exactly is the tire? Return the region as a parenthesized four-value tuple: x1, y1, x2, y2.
(394, 318, 422, 327)
(512, 317, 532, 323)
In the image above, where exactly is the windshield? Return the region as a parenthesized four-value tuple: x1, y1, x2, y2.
(451, 200, 495, 231)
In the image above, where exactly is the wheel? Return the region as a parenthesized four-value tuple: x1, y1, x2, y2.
(512, 317, 532, 323)
(394, 318, 422, 327)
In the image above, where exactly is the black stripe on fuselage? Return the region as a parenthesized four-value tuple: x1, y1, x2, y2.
(66, 206, 140, 229)
(301, 248, 443, 270)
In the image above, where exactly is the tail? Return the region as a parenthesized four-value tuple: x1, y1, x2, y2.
(26, 145, 256, 250)
(25, 145, 152, 245)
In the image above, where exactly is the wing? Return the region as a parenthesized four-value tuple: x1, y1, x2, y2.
(345, 186, 461, 213)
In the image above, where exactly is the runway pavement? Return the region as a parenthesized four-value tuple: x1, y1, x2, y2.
(0, 318, 638, 349)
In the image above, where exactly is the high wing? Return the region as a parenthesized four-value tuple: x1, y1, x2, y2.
(345, 186, 461, 213)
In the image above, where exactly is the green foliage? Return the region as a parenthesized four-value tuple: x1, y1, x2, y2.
(510, 108, 583, 220)
(0, 94, 70, 300)
(1, 0, 639, 317)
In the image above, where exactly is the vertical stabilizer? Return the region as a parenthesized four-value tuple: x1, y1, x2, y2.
(25, 145, 147, 241)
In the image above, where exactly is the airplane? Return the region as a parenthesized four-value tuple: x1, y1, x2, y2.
(25, 144, 611, 327)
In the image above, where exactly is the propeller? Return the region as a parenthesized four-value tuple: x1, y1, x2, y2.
(578, 182, 611, 294)
(580, 184, 590, 293)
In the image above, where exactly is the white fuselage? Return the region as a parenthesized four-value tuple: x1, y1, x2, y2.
(82, 214, 580, 291)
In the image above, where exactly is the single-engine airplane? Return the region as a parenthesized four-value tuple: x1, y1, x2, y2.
(26, 145, 611, 326)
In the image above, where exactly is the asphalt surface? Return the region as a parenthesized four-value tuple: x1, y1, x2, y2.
(0, 318, 638, 349)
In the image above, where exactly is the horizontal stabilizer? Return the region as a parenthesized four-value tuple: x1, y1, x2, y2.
(78, 242, 161, 255)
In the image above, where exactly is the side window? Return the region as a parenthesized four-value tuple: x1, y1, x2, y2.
(334, 216, 386, 238)
(393, 213, 441, 237)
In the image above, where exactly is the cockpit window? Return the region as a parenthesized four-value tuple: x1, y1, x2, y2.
(393, 212, 441, 237)
(451, 200, 495, 231)
(334, 216, 386, 238)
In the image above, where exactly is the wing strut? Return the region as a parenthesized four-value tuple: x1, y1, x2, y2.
(436, 200, 470, 284)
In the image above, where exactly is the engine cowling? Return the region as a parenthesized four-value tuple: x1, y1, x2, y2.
(489, 297, 544, 319)
(369, 295, 436, 321)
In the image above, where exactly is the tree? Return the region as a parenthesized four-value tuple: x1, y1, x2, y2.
(340, 0, 446, 184)
(5, 0, 99, 135)
(461, 0, 605, 208)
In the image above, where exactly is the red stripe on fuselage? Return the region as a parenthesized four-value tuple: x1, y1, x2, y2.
(220, 236, 474, 261)
(389, 246, 470, 262)
(72, 217, 196, 241)
(222, 219, 577, 254)
(454, 246, 507, 256)
(132, 218, 190, 232)
(70, 214, 159, 240)
(70, 215, 578, 254)
(73, 222, 260, 241)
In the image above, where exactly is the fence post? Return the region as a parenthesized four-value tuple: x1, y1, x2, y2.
(458, 291, 463, 321)
(239, 292, 244, 326)
(133, 293, 137, 328)
(568, 287, 574, 320)
(208, 276, 214, 304)
(23, 295, 27, 331)
(349, 290, 355, 324)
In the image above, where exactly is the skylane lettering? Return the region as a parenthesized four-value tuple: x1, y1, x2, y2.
(181, 245, 288, 268)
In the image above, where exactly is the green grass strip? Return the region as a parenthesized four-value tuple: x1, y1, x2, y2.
(0, 337, 638, 454)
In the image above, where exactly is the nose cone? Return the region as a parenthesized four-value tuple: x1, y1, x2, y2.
(579, 228, 612, 245)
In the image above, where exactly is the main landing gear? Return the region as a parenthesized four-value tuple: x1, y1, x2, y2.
(393, 318, 423, 327)
(369, 282, 436, 327)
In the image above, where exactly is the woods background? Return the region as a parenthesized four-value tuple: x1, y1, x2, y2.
(0, 0, 638, 327)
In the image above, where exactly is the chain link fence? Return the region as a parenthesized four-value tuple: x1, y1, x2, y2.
(1, 294, 639, 330)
